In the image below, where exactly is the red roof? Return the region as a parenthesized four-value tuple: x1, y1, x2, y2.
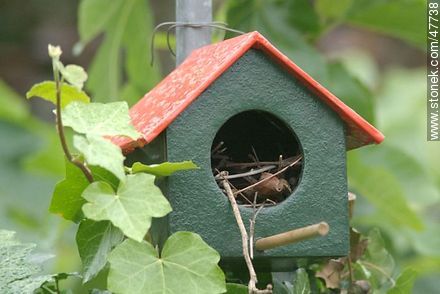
(117, 31, 384, 153)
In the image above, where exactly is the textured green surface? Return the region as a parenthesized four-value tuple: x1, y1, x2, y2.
(165, 49, 348, 271)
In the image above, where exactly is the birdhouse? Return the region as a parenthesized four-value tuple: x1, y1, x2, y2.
(118, 31, 384, 272)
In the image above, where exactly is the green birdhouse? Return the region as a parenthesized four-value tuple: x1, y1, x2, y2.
(119, 31, 384, 271)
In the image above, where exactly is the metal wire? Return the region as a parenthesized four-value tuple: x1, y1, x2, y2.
(150, 21, 245, 66)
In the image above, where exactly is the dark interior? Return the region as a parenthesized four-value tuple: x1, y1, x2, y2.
(211, 110, 303, 205)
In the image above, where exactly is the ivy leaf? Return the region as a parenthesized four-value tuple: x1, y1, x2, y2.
(74, 135, 125, 181)
(49, 159, 90, 222)
(359, 229, 395, 289)
(59, 64, 88, 90)
(76, 220, 124, 283)
(82, 173, 171, 242)
(50, 159, 120, 223)
(26, 81, 90, 109)
(388, 268, 418, 294)
(293, 268, 311, 294)
(0, 230, 52, 294)
(36, 272, 82, 293)
(226, 283, 248, 293)
(107, 232, 226, 294)
(62, 101, 140, 139)
(130, 161, 199, 176)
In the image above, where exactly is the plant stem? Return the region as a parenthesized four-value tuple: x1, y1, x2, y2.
(53, 63, 93, 183)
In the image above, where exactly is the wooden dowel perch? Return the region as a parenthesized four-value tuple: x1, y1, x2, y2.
(255, 222, 330, 251)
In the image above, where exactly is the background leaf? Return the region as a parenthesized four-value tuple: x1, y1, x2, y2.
(388, 268, 417, 294)
(80, 0, 160, 104)
(348, 152, 424, 230)
(346, 0, 426, 48)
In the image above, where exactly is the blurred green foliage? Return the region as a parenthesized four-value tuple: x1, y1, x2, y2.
(0, 0, 438, 292)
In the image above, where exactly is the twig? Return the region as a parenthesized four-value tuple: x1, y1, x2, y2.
(277, 155, 283, 172)
(214, 169, 254, 205)
(234, 156, 302, 195)
(347, 255, 354, 287)
(211, 141, 225, 155)
(53, 63, 93, 183)
(225, 156, 301, 169)
(222, 178, 272, 294)
(250, 194, 265, 260)
(215, 165, 276, 180)
(251, 146, 261, 167)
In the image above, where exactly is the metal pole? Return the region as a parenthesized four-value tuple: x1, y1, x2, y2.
(176, 0, 212, 65)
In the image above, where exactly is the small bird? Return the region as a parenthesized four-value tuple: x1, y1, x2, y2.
(244, 172, 291, 202)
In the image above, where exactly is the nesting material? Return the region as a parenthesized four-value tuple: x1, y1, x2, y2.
(212, 141, 302, 206)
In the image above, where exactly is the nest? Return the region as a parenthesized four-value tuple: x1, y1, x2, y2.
(212, 141, 302, 207)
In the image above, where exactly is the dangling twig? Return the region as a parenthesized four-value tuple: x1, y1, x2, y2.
(250, 193, 265, 260)
(221, 176, 272, 294)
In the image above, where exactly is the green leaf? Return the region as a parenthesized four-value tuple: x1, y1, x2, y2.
(36, 272, 81, 293)
(293, 268, 311, 294)
(107, 232, 226, 294)
(0, 79, 29, 122)
(346, 0, 426, 48)
(348, 152, 424, 230)
(85, 0, 159, 104)
(360, 229, 395, 289)
(22, 126, 65, 177)
(315, 0, 353, 21)
(62, 101, 139, 139)
(226, 283, 248, 294)
(74, 135, 125, 181)
(324, 62, 375, 124)
(226, 0, 327, 81)
(82, 173, 171, 242)
(388, 268, 418, 294)
(76, 220, 124, 283)
(59, 64, 88, 90)
(50, 158, 120, 223)
(26, 81, 90, 108)
(49, 159, 90, 222)
(0, 230, 52, 294)
(131, 161, 199, 176)
(78, 0, 124, 44)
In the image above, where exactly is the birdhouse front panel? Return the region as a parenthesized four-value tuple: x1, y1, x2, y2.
(166, 49, 348, 271)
